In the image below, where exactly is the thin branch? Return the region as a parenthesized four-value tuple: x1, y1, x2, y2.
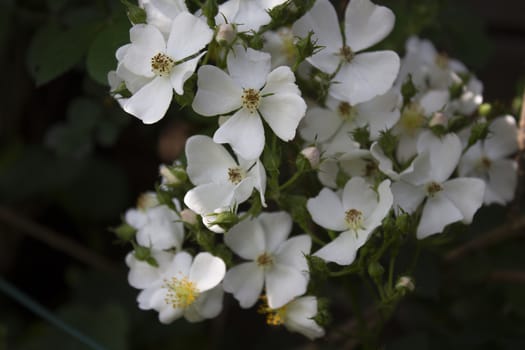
(444, 215, 525, 263)
(486, 270, 525, 284)
(0, 206, 119, 273)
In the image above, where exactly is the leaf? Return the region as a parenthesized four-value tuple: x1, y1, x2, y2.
(26, 21, 100, 86)
(87, 17, 130, 85)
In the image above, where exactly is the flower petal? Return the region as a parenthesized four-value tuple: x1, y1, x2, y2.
(265, 264, 308, 309)
(192, 285, 224, 320)
(416, 194, 463, 239)
(259, 93, 306, 141)
(285, 297, 325, 340)
(170, 52, 206, 95)
(486, 159, 518, 205)
(259, 212, 293, 253)
(123, 76, 172, 124)
(299, 106, 342, 143)
(330, 51, 400, 105)
(185, 135, 237, 185)
(344, 0, 395, 52)
(227, 46, 271, 90)
(213, 108, 265, 160)
(274, 234, 311, 271)
(342, 177, 378, 217)
(314, 231, 361, 265)
(124, 24, 166, 77)
(183, 183, 235, 215)
(225, 217, 266, 259)
(192, 65, 243, 116)
(391, 181, 426, 214)
(223, 262, 264, 308)
(307, 188, 347, 231)
(442, 178, 485, 224)
(189, 252, 226, 292)
(485, 115, 519, 159)
(417, 131, 461, 183)
(166, 12, 213, 60)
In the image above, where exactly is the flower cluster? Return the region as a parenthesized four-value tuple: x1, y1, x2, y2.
(110, 0, 519, 341)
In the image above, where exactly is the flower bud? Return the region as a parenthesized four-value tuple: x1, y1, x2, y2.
(215, 23, 236, 45)
(180, 208, 198, 226)
(429, 112, 448, 127)
(137, 192, 158, 210)
(300, 146, 320, 169)
(395, 276, 415, 294)
(159, 164, 187, 187)
(113, 222, 136, 241)
(368, 261, 384, 278)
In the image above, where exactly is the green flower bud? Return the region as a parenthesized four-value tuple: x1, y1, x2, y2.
(368, 261, 384, 278)
(113, 223, 136, 241)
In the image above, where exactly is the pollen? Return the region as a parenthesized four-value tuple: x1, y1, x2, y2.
(242, 88, 261, 113)
(345, 209, 364, 232)
(256, 252, 274, 268)
(151, 53, 175, 76)
(339, 45, 355, 63)
(481, 157, 492, 168)
(164, 276, 199, 309)
(400, 103, 426, 134)
(228, 167, 244, 185)
(337, 102, 357, 121)
(258, 295, 287, 326)
(426, 181, 443, 197)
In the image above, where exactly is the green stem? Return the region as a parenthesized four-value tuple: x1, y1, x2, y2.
(278, 170, 302, 191)
(0, 277, 106, 350)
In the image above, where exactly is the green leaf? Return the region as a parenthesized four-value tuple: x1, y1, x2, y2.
(87, 17, 130, 85)
(27, 22, 100, 86)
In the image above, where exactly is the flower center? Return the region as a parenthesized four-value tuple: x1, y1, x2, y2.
(151, 53, 175, 76)
(337, 102, 357, 121)
(242, 88, 261, 113)
(345, 209, 364, 232)
(481, 157, 491, 169)
(435, 53, 449, 69)
(339, 45, 355, 63)
(426, 181, 443, 197)
(256, 252, 273, 268)
(258, 296, 287, 326)
(364, 161, 378, 177)
(228, 167, 245, 184)
(400, 102, 426, 134)
(164, 276, 199, 309)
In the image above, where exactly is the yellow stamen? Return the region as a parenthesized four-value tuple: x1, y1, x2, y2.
(164, 276, 199, 309)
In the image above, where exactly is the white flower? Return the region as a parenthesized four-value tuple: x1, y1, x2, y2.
(259, 296, 325, 340)
(263, 27, 297, 68)
(293, 0, 400, 104)
(391, 131, 486, 239)
(223, 212, 311, 309)
(216, 0, 287, 32)
(458, 116, 518, 205)
(307, 177, 393, 265)
(141, 0, 189, 35)
(192, 46, 307, 160)
(126, 250, 226, 323)
(121, 13, 213, 124)
(183, 135, 266, 221)
(125, 199, 184, 250)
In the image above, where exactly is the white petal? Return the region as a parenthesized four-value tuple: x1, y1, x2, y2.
(125, 209, 147, 229)
(419, 90, 450, 115)
(223, 262, 264, 308)
(299, 106, 342, 143)
(224, 0, 272, 32)
(344, 0, 395, 52)
(259, 93, 306, 141)
(416, 194, 463, 239)
(170, 52, 205, 95)
(258, 212, 293, 253)
(366, 179, 393, 228)
(485, 115, 519, 159)
(417, 132, 462, 183)
(124, 24, 166, 77)
(330, 51, 400, 105)
(265, 264, 308, 309)
(391, 181, 426, 214)
(227, 46, 271, 90)
(185, 135, 237, 185)
(285, 297, 325, 340)
(192, 65, 243, 116)
(486, 159, 518, 205)
(192, 285, 224, 320)
(292, 0, 342, 73)
(354, 89, 401, 139)
(166, 12, 213, 60)
(314, 230, 361, 265)
(317, 158, 339, 188)
(225, 217, 266, 259)
(189, 252, 226, 292)
(165, 251, 193, 277)
(183, 183, 235, 215)
(274, 235, 311, 271)
(342, 177, 378, 217)
(247, 160, 267, 207)
(123, 76, 172, 124)
(261, 66, 300, 95)
(136, 206, 183, 250)
(442, 178, 485, 224)
(158, 304, 184, 324)
(307, 188, 347, 231)
(126, 251, 164, 289)
(213, 108, 265, 160)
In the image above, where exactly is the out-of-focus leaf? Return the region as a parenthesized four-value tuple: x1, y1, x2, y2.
(387, 333, 429, 350)
(46, 0, 69, 13)
(87, 17, 130, 85)
(0, 325, 6, 350)
(26, 22, 100, 86)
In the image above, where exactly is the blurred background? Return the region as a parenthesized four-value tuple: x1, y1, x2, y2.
(1, 0, 524, 349)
